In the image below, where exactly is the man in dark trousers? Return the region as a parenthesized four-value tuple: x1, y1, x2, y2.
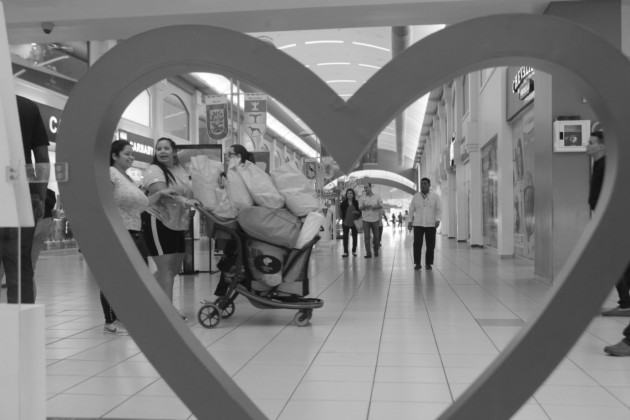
(587, 128, 630, 318)
(408, 177, 442, 271)
(587, 127, 630, 356)
(0, 96, 49, 303)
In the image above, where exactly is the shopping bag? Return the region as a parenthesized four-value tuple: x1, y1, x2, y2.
(354, 217, 364, 233)
(226, 167, 254, 211)
(236, 161, 285, 209)
(211, 188, 238, 219)
(294, 211, 325, 249)
(189, 155, 223, 210)
(237, 206, 302, 248)
(270, 162, 320, 216)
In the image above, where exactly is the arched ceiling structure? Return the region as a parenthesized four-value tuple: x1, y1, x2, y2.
(3, 0, 572, 177)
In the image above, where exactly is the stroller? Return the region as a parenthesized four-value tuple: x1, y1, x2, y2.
(196, 205, 324, 328)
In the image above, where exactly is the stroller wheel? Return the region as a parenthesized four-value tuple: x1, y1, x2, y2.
(293, 309, 312, 327)
(215, 297, 235, 319)
(198, 304, 222, 328)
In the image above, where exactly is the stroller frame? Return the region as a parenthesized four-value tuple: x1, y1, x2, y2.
(196, 205, 324, 328)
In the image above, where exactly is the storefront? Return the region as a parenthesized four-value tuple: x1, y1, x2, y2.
(506, 66, 536, 259)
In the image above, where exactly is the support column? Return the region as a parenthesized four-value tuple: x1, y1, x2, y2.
(466, 132, 483, 247)
(454, 77, 468, 241)
(496, 69, 515, 258)
(154, 80, 168, 139)
(0, 305, 46, 420)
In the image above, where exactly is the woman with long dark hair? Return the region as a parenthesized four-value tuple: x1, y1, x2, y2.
(339, 188, 360, 257)
(106, 140, 173, 333)
(142, 137, 199, 320)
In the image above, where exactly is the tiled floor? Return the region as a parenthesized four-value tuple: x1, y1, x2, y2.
(12, 227, 630, 419)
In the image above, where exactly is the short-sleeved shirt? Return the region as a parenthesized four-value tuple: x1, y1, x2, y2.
(142, 164, 193, 231)
(110, 167, 149, 231)
(359, 193, 383, 223)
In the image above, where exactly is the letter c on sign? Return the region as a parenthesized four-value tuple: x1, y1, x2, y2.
(49, 116, 59, 134)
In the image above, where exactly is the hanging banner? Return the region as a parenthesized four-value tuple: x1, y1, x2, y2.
(321, 156, 335, 180)
(303, 157, 318, 180)
(205, 94, 229, 140)
(244, 93, 267, 143)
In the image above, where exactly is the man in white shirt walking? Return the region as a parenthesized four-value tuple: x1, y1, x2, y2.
(408, 177, 442, 270)
(359, 183, 383, 258)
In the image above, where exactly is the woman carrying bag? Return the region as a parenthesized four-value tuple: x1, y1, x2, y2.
(339, 188, 361, 257)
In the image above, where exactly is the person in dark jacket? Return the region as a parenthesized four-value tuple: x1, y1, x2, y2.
(1, 96, 49, 303)
(339, 188, 360, 257)
(588, 127, 630, 356)
(588, 128, 630, 318)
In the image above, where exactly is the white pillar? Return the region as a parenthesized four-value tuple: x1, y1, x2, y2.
(465, 133, 483, 247)
(454, 77, 468, 242)
(154, 80, 168, 139)
(496, 69, 515, 257)
(88, 40, 117, 66)
(0, 305, 46, 420)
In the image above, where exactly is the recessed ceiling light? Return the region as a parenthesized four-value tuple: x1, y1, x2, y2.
(305, 40, 344, 45)
(317, 62, 351, 66)
(352, 41, 390, 52)
(358, 63, 381, 69)
(278, 43, 297, 50)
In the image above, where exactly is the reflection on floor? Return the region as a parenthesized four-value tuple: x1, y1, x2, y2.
(25, 228, 630, 419)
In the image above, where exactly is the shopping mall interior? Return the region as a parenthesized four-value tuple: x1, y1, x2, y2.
(2, 1, 630, 419)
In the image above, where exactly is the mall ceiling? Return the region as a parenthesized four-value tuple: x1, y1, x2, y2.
(4, 0, 576, 182)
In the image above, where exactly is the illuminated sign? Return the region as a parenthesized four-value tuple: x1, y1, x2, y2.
(117, 129, 154, 163)
(512, 66, 535, 93)
(518, 79, 534, 100)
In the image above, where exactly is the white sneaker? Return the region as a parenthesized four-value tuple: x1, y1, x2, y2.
(103, 323, 117, 334)
(104, 321, 128, 335)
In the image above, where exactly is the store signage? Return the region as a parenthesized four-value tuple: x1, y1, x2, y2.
(33, 102, 63, 143)
(518, 79, 534, 100)
(512, 66, 534, 93)
(117, 130, 154, 163)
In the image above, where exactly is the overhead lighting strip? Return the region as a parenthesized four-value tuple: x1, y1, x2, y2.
(305, 40, 344, 45)
(317, 62, 351, 66)
(358, 63, 381, 70)
(352, 41, 390, 52)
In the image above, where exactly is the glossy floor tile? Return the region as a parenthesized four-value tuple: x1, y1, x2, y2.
(5, 229, 630, 419)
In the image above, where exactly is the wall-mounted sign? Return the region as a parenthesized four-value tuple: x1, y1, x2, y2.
(33, 102, 62, 143)
(512, 66, 535, 93)
(116, 129, 155, 163)
(518, 79, 534, 100)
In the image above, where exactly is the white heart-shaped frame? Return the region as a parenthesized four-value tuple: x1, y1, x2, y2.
(57, 14, 630, 420)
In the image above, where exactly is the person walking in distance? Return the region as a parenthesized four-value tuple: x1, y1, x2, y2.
(408, 177, 442, 271)
(587, 128, 630, 317)
(339, 188, 360, 257)
(359, 183, 383, 258)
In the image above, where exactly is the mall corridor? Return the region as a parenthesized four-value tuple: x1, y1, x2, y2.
(36, 227, 630, 420)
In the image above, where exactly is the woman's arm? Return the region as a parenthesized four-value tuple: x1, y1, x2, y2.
(146, 187, 175, 206)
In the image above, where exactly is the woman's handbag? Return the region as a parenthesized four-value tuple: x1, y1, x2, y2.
(353, 217, 364, 233)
